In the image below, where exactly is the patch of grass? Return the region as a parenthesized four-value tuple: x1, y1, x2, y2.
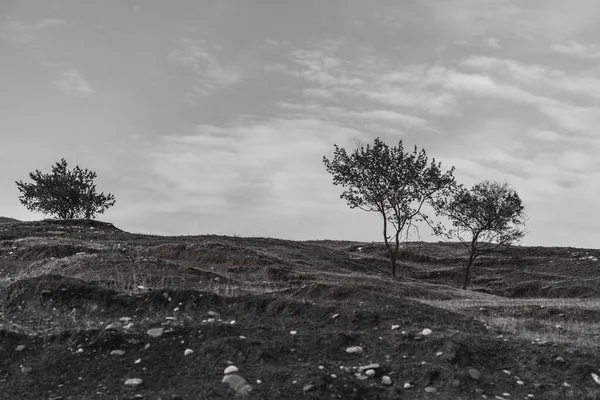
(418, 297, 600, 348)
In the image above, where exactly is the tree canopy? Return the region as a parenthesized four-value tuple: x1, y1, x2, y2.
(433, 180, 527, 289)
(16, 158, 115, 220)
(323, 137, 455, 276)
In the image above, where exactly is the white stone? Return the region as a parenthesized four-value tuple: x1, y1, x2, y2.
(124, 378, 143, 386)
(403, 382, 412, 389)
(358, 363, 379, 372)
(290, 330, 297, 335)
(421, 328, 432, 336)
(345, 346, 363, 354)
(592, 372, 600, 385)
(391, 325, 400, 330)
(146, 327, 165, 338)
(224, 365, 239, 375)
(381, 376, 392, 386)
(365, 369, 375, 377)
(184, 349, 194, 356)
(332, 313, 339, 319)
(110, 350, 125, 356)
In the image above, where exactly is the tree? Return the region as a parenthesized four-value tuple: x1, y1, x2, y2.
(15, 159, 115, 220)
(323, 137, 455, 276)
(433, 180, 527, 289)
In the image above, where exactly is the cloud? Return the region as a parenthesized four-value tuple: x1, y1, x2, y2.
(149, 117, 371, 219)
(278, 102, 439, 133)
(483, 37, 501, 48)
(527, 129, 561, 141)
(552, 41, 600, 59)
(54, 70, 94, 97)
(167, 38, 243, 95)
(0, 17, 66, 44)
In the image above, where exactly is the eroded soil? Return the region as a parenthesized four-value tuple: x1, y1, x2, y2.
(0, 218, 599, 399)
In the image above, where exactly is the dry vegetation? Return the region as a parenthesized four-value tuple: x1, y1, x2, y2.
(1, 218, 599, 399)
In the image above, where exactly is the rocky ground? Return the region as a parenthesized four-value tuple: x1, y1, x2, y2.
(0, 217, 599, 399)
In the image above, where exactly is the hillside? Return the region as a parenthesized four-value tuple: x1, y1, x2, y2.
(0, 218, 599, 399)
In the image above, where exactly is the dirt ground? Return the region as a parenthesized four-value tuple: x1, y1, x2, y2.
(1, 218, 599, 399)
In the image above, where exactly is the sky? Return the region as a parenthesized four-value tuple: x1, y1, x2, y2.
(1, 0, 599, 248)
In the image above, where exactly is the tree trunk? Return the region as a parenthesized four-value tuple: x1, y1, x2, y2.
(462, 253, 476, 290)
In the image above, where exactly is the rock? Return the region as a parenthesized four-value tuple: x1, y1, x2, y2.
(517, 380, 524, 385)
(475, 388, 485, 394)
(592, 372, 600, 385)
(224, 365, 239, 375)
(147, 327, 165, 338)
(105, 324, 117, 331)
(381, 376, 392, 386)
(421, 328, 432, 336)
(15, 345, 26, 352)
(330, 374, 337, 379)
(207, 311, 220, 318)
(346, 346, 363, 354)
(424, 386, 437, 393)
(124, 378, 143, 386)
(391, 325, 400, 330)
(110, 350, 125, 356)
(358, 363, 380, 373)
(184, 349, 194, 356)
(403, 383, 412, 389)
(303, 384, 316, 392)
(332, 313, 339, 319)
(290, 330, 297, 335)
(21, 367, 32, 374)
(365, 369, 376, 377)
(555, 356, 565, 363)
(468, 368, 481, 381)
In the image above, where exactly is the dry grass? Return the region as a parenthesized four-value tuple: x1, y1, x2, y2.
(417, 297, 600, 348)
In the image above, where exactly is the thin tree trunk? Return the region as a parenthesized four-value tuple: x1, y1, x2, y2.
(462, 250, 478, 290)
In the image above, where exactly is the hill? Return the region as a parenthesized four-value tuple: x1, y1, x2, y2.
(0, 218, 599, 399)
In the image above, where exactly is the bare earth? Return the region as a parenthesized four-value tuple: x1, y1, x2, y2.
(0, 217, 599, 399)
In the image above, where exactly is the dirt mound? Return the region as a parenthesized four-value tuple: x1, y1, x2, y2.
(144, 242, 283, 267)
(1, 238, 104, 261)
(0, 217, 21, 224)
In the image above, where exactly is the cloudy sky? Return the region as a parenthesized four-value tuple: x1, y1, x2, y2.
(1, 0, 599, 248)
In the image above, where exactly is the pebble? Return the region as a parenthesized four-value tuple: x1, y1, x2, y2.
(105, 324, 117, 331)
(256, 380, 262, 384)
(330, 374, 337, 379)
(555, 356, 565, 363)
(422, 328, 432, 336)
(365, 369, 375, 377)
(516, 380, 524, 385)
(110, 350, 125, 356)
(224, 366, 239, 375)
(15, 345, 26, 352)
(358, 363, 380, 372)
(592, 372, 600, 385)
(381, 376, 392, 386)
(391, 325, 400, 330)
(503, 370, 511, 375)
(345, 346, 363, 354)
(303, 384, 316, 392)
(290, 330, 297, 335)
(332, 313, 339, 319)
(468, 368, 481, 381)
(21, 367, 32, 374)
(424, 386, 437, 393)
(124, 378, 143, 386)
(403, 382, 412, 389)
(184, 349, 194, 356)
(146, 327, 165, 338)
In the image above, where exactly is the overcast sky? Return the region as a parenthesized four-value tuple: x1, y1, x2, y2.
(1, 0, 599, 248)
